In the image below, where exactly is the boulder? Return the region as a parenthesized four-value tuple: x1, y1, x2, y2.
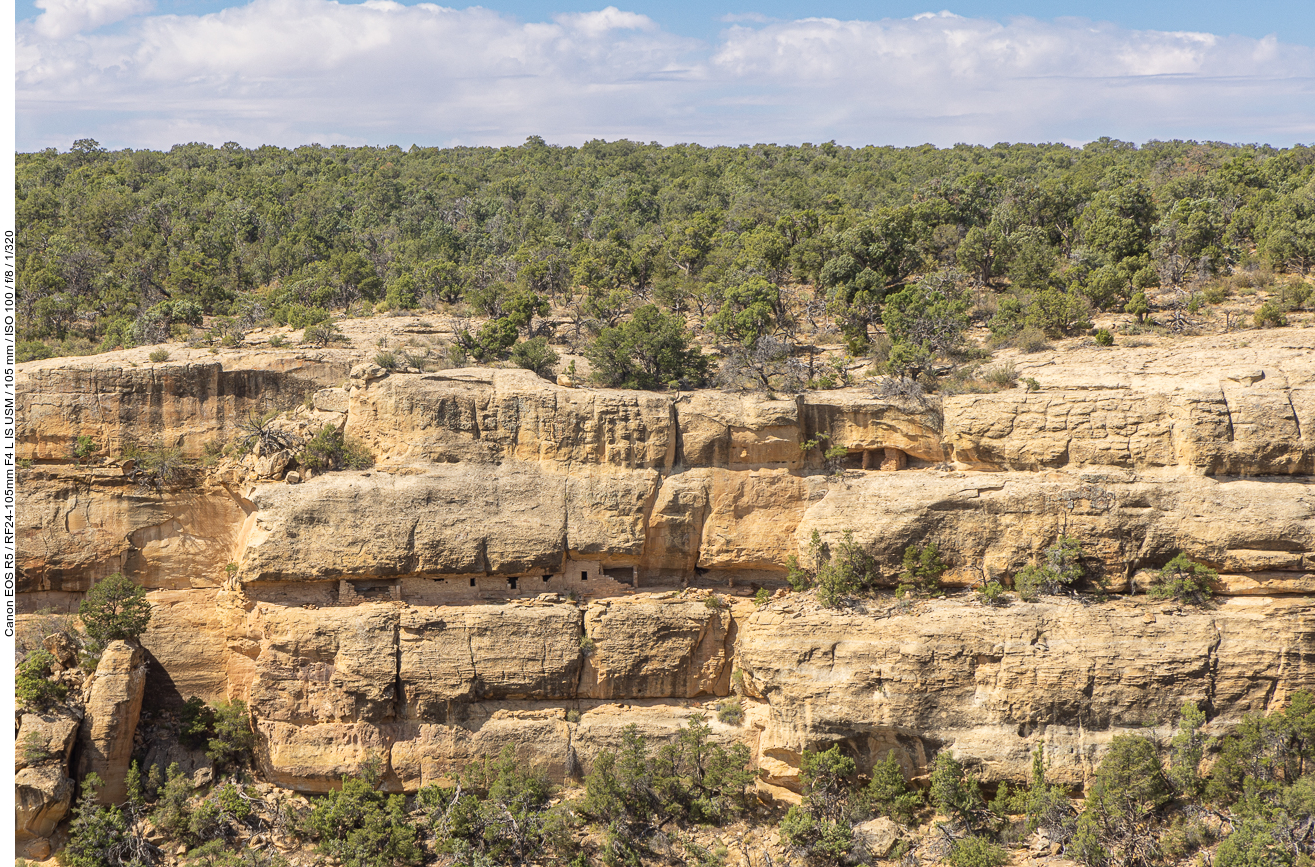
(77, 640, 149, 804)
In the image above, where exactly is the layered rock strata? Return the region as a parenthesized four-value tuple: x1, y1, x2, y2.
(15, 329, 1315, 814)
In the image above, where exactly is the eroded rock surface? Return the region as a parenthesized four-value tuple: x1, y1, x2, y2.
(16, 330, 1315, 803)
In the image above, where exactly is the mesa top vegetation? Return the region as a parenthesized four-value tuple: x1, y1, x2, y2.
(16, 136, 1315, 380)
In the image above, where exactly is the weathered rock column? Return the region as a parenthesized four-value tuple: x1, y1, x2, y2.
(77, 640, 148, 804)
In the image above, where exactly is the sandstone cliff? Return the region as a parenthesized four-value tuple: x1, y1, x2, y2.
(16, 327, 1315, 822)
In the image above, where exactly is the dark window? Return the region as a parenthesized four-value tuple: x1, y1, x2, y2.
(543, 574, 551, 582)
(581, 571, 588, 581)
(469, 578, 476, 587)
(508, 577, 518, 590)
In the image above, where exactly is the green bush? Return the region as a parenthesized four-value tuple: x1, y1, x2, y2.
(179, 697, 256, 772)
(299, 424, 373, 472)
(897, 541, 946, 598)
(73, 435, 98, 463)
(779, 746, 861, 866)
(930, 752, 986, 829)
(975, 580, 1008, 606)
(1148, 554, 1215, 606)
(1013, 536, 1085, 601)
(1094, 328, 1114, 346)
(510, 337, 560, 378)
(717, 698, 745, 726)
(864, 751, 922, 825)
(813, 531, 879, 608)
(149, 348, 171, 363)
(421, 746, 572, 867)
(1255, 301, 1289, 328)
(17, 648, 68, 709)
(63, 774, 132, 867)
(302, 320, 347, 347)
(457, 316, 519, 362)
(947, 835, 1008, 867)
(1213, 818, 1289, 867)
(586, 304, 709, 390)
(1070, 735, 1171, 867)
(79, 571, 152, 643)
(303, 769, 422, 867)
(20, 729, 57, 764)
(1125, 291, 1150, 322)
(373, 350, 398, 370)
(582, 718, 755, 864)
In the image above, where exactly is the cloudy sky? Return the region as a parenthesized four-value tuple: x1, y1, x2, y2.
(13, 0, 1315, 151)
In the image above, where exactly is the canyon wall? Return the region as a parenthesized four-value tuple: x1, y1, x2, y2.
(16, 331, 1315, 813)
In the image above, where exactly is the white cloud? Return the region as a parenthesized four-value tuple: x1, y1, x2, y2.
(34, 0, 153, 39)
(15, 2, 1315, 150)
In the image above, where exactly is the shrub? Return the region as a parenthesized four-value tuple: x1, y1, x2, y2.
(1070, 735, 1171, 867)
(421, 746, 572, 867)
(302, 320, 347, 347)
(897, 541, 946, 597)
(122, 440, 187, 492)
(579, 635, 595, 656)
(303, 771, 422, 867)
(268, 334, 287, 348)
(1013, 536, 1085, 601)
(930, 752, 986, 829)
(79, 572, 152, 643)
(1148, 554, 1215, 606)
(982, 361, 1018, 388)
(205, 700, 256, 772)
(717, 698, 745, 726)
(1280, 282, 1314, 311)
(20, 730, 56, 764)
(149, 348, 170, 363)
(1023, 376, 1041, 392)
(753, 587, 771, 606)
(1094, 328, 1114, 346)
(17, 649, 68, 709)
(975, 580, 1007, 606)
(586, 304, 709, 390)
(373, 350, 398, 370)
(1015, 326, 1051, 353)
(1168, 701, 1208, 798)
(1125, 291, 1150, 322)
(814, 531, 879, 607)
(864, 751, 922, 825)
(1023, 745, 1075, 840)
(1255, 301, 1289, 328)
(456, 317, 519, 362)
(63, 774, 132, 867)
(1213, 819, 1285, 867)
(565, 709, 581, 723)
(299, 424, 373, 472)
(780, 746, 861, 865)
(947, 835, 1008, 867)
(510, 337, 560, 378)
(235, 409, 301, 456)
(583, 719, 755, 861)
(72, 434, 98, 464)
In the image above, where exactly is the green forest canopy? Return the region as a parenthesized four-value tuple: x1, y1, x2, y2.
(16, 136, 1315, 366)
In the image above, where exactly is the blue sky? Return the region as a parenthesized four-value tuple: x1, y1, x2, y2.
(15, 0, 1315, 151)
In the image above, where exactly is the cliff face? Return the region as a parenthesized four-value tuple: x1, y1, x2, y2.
(16, 330, 1315, 809)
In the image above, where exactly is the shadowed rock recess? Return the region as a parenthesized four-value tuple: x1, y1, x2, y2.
(15, 330, 1315, 813)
